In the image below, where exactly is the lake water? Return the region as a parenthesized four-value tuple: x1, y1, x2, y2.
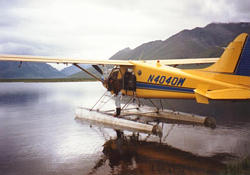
(0, 82, 249, 175)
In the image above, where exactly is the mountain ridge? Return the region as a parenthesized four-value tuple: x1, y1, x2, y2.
(67, 22, 250, 78)
(109, 22, 250, 60)
(0, 61, 65, 79)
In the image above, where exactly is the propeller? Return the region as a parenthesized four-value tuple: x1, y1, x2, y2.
(92, 65, 103, 75)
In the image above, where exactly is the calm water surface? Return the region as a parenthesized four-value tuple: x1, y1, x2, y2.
(0, 82, 249, 175)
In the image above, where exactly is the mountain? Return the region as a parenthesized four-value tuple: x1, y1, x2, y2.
(70, 22, 250, 78)
(0, 61, 65, 79)
(109, 22, 250, 60)
(61, 22, 250, 78)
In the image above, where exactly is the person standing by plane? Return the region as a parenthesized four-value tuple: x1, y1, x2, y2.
(115, 91, 122, 117)
(113, 77, 122, 117)
(106, 69, 123, 117)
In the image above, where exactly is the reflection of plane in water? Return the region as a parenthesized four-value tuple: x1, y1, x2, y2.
(88, 137, 227, 175)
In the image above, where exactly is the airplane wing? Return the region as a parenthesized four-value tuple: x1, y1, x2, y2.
(145, 58, 219, 65)
(0, 54, 219, 66)
(0, 54, 133, 65)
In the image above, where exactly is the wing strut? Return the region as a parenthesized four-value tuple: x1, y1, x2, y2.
(73, 63, 103, 82)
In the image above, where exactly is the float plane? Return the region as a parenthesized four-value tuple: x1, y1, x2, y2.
(0, 33, 249, 136)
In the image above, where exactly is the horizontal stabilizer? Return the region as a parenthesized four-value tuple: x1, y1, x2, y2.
(195, 88, 250, 102)
(206, 88, 250, 100)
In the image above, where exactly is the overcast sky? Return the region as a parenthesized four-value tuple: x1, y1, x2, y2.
(0, 0, 250, 69)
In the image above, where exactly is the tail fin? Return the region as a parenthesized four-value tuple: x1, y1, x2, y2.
(203, 33, 250, 76)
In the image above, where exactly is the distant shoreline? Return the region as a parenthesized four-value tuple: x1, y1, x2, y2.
(0, 78, 96, 82)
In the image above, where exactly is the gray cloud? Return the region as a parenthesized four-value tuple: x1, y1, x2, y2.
(0, 0, 27, 28)
(183, 0, 250, 22)
(0, 36, 61, 56)
(230, 0, 250, 13)
(0, 0, 20, 8)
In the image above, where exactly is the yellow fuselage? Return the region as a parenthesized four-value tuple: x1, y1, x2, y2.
(121, 61, 250, 101)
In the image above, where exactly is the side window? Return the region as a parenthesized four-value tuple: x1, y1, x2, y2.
(123, 71, 136, 91)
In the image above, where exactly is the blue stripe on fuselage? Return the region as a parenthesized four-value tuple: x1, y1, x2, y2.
(136, 82, 194, 93)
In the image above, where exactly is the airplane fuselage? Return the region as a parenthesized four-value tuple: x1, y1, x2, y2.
(110, 60, 250, 104)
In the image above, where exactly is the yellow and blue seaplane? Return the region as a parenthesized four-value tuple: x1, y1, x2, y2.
(0, 33, 249, 137)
